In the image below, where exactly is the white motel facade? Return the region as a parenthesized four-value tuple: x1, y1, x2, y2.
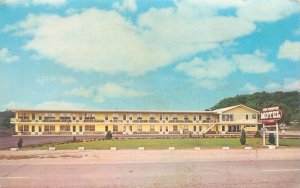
(9, 104, 260, 136)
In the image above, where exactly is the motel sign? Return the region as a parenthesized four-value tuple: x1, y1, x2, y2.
(260, 106, 283, 147)
(260, 106, 283, 124)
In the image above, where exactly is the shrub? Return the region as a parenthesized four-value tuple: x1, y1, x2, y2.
(73, 136, 76, 143)
(254, 130, 262, 138)
(105, 131, 112, 140)
(17, 137, 23, 148)
(240, 129, 246, 145)
(269, 133, 275, 145)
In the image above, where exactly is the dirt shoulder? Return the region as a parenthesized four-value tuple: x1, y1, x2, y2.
(0, 148, 299, 163)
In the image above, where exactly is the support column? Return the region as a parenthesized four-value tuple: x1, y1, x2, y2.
(276, 123, 279, 147)
(263, 124, 265, 146)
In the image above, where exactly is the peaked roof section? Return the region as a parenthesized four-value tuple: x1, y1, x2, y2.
(213, 104, 259, 113)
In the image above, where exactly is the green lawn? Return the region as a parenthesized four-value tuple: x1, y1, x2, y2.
(24, 138, 300, 150)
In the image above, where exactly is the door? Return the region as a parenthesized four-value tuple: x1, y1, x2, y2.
(31, 126, 35, 132)
(105, 126, 108, 132)
(73, 126, 76, 132)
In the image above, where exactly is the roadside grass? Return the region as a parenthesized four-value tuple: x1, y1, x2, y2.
(23, 138, 300, 150)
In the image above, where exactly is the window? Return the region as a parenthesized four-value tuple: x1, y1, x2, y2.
(194, 126, 196, 132)
(38, 114, 42, 120)
(160, 126, 162, 132)
(113, 113, 118, 120)
(160, 114, 163, 121)
(72, 114, 76, 121)
(252, 114, 256, 119)
(246, 114, 249, 120)
(105, 126, 108, 132)
(44, 125, 55, 132)
(113, 125, 118, 132)
(123, 114, 126, 120)
(199, 115, 202, 120)
(137, 125, 142, 132)
(105, 115, 108, 121)
(150, 114, 155, 120)
(129, 126, 132, 132)
(173, 114, 178, 120)
(60, 113, 71, 121)
(18, 113, 29, 119)
(44, 113, 56, 121)
(137, 114, 142, 120)
(85, 113, 95, 120)
(79, 114, 83, 121)
(222, 126, 225, 132)
(173, 125, 178, 131)
(228, 125, 240, 132)
(60, 125, 70, 131)
(184, 125, 188, 131)
(123, 126, 126, 132)
(165, 115, 169, 121)
(206, 114, 211, 120)
(193, 115, 196, 121)
(199, 126, 202, 131)
(18, 125, 29, 131)
(165, 126, 168, 132)
(85, 125, 95, 131)
(150, 125, 155, 131)
(184, 114, 189, 120)
(32, 113, 35, 120)
(222, 114, 234, 121)
(129, 114, 133, 121)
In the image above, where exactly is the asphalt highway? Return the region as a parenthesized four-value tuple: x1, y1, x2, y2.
(0, 149, 299, 187)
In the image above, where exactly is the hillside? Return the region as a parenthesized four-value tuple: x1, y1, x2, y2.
(211, 91, 300, 123)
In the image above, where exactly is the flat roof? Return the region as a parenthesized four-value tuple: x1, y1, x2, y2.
(7, 109, 216, 114)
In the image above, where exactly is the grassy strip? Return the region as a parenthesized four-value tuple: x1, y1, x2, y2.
(24, 138, 300, 150)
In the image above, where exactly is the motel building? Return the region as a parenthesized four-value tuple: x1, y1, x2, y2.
(9, 104, 260, 136)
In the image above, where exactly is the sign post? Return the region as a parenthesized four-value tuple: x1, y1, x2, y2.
(260, 106, 283, 147)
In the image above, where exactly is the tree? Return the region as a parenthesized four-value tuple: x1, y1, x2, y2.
(240, 129, 246, 145)
(17, 137, 23, 148)
(105, 131, 112, 140)
(269, 133, 275, 145)
(254, 130, 261, 138)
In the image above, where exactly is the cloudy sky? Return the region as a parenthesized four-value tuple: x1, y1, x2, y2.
(0, 0, 299, 111)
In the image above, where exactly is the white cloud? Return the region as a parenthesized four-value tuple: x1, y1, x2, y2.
(175, 57, 235, 80)
(32, 0, 66, 6)
(2, 0, 67, 6)
(233, 51, 275, 73)
(113, 0, 137, 12)
(64, 82, 151, 103)
(243, 83, 259, 93)
(35, 101, 88, 110)
(63, 87, 94, 98)
(266, 79, 300, 92)
(1, 100, 89, 111)
(37, 75, 76, 85)
(177, 0, 299, 22)
(277, 40, 300, 62)
(98, 82, 150, 98)
(4, 5, 256, 76)
(0, 48, 19, 63)
(175, 50, 275, 89)
(236, 0, 299, 22)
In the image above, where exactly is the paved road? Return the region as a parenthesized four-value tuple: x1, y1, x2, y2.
(0, 149, 299, 187)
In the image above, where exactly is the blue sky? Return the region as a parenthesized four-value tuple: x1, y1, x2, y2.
(0, 0, 299, 111)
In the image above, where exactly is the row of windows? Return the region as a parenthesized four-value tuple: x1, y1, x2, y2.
(19, 113, 207, 121)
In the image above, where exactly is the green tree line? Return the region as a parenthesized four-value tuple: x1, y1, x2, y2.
(211, 91, 300, 123)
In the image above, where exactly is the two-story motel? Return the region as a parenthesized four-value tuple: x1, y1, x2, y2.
(9, 104, 260, 136)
